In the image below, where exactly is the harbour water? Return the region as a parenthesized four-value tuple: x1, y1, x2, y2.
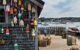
(38, 22, 80, 30)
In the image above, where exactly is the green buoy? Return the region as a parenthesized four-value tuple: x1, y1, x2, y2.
(13, 43, 19, 50)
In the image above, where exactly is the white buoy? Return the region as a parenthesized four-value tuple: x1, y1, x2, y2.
(3, 0, 6, 5)
(13, 16, 17, 24)
(6, 5, 10, 12)
(19, 20, 24, 26)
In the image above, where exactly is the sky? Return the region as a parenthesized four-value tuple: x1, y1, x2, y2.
(39, 0, 80, 18)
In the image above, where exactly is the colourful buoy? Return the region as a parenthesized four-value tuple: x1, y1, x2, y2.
(13, 16, 17, 25)
(19, 20, 24, 27)
(21, 4, 24, 12)
(33, 19, 38, 30)
(32, 29, 36, 41)
(11, 20, 14, 27)
(5, 28, 10, 35)
(26, 24, 30, 38)
(18, 0, 21, 6)
(28, 3, 31, 11)
(14, 0, 17, 3)
(1, 28, 4, 33)
(5, 5, 10, 13)
(13, 43, 19, 50)
(26, 24, 30, 33)
(3, 0, 7, 5)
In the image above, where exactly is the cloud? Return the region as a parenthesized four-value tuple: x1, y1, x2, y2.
(40, 0, 80, 18)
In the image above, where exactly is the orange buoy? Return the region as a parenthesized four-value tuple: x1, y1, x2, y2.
(21, 4, 24, 12)
(5, 28, 10, 35)
(28, 3, 31, 11)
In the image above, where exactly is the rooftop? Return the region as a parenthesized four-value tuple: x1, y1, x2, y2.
(30, 0, 44, 8)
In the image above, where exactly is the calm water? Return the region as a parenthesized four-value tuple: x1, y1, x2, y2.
(38, 22, 80, 30)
